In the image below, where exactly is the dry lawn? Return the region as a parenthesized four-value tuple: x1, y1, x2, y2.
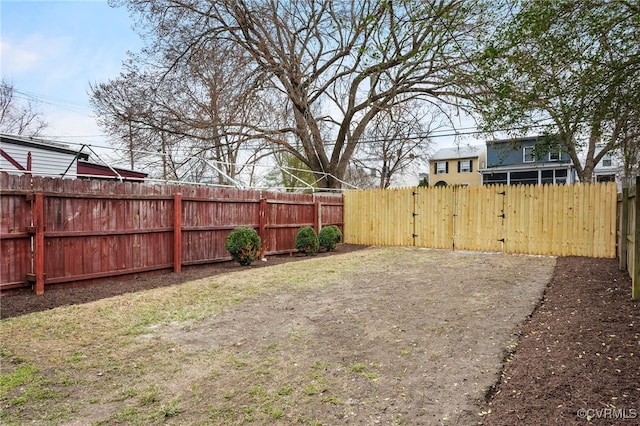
(1, 247, 555, 425)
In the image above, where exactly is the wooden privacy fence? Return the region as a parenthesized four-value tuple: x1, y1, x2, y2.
(344, 182, 617, 258)
(617, 176, 640, 299)
(0, 173, 343, 294)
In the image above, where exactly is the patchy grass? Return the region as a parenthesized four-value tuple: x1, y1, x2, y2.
(0, 249, 384, 424)
(0, 247, 556, 425)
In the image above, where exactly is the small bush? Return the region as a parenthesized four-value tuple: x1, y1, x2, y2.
(318, 225, 342, 252)
(295, 226, 319, 256)
(225, 227, 261, 266)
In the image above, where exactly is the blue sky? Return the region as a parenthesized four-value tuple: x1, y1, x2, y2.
(1, 0, 142, 145)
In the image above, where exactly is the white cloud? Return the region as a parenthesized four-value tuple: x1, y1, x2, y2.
(0, 34, 72, 78)
(0, 38, 41, 75)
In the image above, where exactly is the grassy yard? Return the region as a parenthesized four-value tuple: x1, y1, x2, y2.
(1, 247, 555, 425)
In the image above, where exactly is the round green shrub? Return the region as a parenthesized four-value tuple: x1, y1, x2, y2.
(225, 227, 261, 266)
(318, 225, 342, 252)
(295, 226, 319, 256)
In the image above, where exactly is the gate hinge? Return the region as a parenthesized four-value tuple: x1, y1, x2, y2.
(412, 234, 419, 238)
(498, 213, 505, 218)
(498, 238, 505, 242)
(498, 191, 506, 195)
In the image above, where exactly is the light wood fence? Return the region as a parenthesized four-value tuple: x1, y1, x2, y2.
(345, 182, 617, 258)
(617, 177, 640, 299)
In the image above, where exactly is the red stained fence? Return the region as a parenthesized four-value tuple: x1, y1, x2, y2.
(0, 173, 343, 294)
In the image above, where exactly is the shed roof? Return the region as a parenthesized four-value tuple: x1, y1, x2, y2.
(0, 133, 89, 159)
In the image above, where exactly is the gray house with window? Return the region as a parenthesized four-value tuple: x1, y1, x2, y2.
(479, 136, 577, 185)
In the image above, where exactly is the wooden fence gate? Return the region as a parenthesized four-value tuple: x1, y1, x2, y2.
(344, 182, 617, 258)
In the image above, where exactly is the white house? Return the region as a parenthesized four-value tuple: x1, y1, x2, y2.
(0, 133, 87, 178)
(592, 143, 618, 184)
(0, 133, 147, 181)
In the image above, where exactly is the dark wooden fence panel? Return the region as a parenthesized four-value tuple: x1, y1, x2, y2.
(180, 189, 261, 265)
(265, 192, 316, 254)
(0, 174, 33, 290)
(316, 194, 344, 234)
(0, 173, 344, 294)
(42, 189, 176, 285)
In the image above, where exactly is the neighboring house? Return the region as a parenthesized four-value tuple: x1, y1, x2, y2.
(429, 145, 486, 187)
(1, 133, 88, 178)
(592, 143, 618, 184)
(0, 133, 147, 181)
(479, 136, 577, 185)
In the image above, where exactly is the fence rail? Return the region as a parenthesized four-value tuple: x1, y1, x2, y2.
(0, 174, 343, 294)
(344, 182, 617, 258)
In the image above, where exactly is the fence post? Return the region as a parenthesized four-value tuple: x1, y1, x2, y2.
(259, 198, 267, 259)
(313, 198, 320, 234)
(634, 178, 640, 299)
(34, 192, 45, 295)
(619, 188, 629, 271)
(174, 193, 182, 273)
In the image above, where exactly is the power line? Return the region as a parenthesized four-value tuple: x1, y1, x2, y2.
(13, 89, 88, 108)
(12, 90, 91, 116)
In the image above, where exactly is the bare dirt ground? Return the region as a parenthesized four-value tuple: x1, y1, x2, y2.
(158, 248, 554, 425)
(2, 248, 638, 426)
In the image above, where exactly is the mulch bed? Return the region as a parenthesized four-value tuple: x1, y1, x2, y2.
(2, 250, 638, 424)
(482, 256, 640, 425)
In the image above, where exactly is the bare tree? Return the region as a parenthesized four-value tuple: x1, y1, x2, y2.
(0, 80, 47, 136)
(261, 151, 318, 192)
(90, 40, 275, 183)
(89, 71, 156, 171)
(110, 0, 493, 188)
(351, 101, 437, 188)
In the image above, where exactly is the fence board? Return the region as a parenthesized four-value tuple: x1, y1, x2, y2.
(345, 182, 617, 258)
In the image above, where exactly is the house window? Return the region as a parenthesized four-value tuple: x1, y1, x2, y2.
(549, 150, 561, 161)
(555, 169, 568, 184)
(511, 170, 539, 185)
(602, 153, 612, 167)
(483, 172, 507, 185)
(523, 146, 534, 163)
(458, 160, 472, 173)
(436, 161, 448, 174)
